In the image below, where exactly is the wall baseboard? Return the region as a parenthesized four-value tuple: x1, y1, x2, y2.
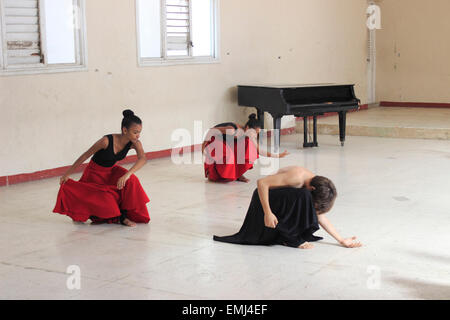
(0, 144, 202, 187)
(380, 101, 450, 108)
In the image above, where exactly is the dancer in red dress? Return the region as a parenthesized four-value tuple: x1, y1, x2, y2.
(53, 109, 150, 227)
(202, 114, 289, 183)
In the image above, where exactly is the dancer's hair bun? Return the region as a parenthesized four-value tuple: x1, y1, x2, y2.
(245, 113, 261, 129)
(121, 109, 142, 129)
(123, 109, 134, 118)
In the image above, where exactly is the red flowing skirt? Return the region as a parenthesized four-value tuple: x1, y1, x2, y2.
(204, 136, 259, 182)
(53, 161, 150, 223)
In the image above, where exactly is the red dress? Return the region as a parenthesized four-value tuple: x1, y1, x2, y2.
(53, 135, 150, 224)
(204, 135, 259, 182)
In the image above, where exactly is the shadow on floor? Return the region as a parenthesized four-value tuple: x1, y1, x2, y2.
(387, 277, 450, 300)
(403, 249, 450, 265)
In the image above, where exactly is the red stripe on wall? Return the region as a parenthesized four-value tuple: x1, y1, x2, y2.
(7, 163, 90, 186)
(2, 144, 203, 187)
(266, 127, 296, 138)
(380, 101, 450, 109)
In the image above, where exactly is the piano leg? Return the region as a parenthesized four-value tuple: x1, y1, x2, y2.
(272, 116, 281, 153)
(255, 108, 264, 149)
(313, 116, 318, 147)
(256, 109, 264, 129)
(303, 116, 319, 148)
(303, 117, 308, 147)
(338, 111, 347, 146)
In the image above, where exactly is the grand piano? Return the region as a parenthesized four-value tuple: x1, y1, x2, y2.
(237, 83, 360, 150)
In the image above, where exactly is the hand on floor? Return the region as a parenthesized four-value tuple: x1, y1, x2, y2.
(278, 150, 290, 158)
(339, 236, 362, 248)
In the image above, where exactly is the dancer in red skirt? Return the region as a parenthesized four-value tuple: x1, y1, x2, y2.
(53, 109, 150, 227)
(202, 114, 289, 183)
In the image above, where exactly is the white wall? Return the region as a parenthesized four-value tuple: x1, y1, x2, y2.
(376, 0, 450, 103)
(0, 0, 369, 176)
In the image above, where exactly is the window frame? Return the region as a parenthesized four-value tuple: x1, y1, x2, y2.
(136, 0, 220, 67)
(0, 0, 88, 76)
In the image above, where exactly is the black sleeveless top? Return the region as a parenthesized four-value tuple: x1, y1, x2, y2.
(92, 134, 133, 167)
(214, 122, 238, 130)
(214, 122, 238, 141)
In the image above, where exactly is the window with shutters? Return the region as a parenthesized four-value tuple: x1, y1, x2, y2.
(136, 0, 219, 66)
(0, 0, 87, 75)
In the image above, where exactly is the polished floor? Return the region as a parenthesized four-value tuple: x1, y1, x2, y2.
(1, 131, 450, 299)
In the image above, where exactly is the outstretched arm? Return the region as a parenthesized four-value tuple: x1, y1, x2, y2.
(258, 147, 289, 158)
(317, 214, 362, 248)
(60, 137, 108, 184)
(254, 139, 289, 158)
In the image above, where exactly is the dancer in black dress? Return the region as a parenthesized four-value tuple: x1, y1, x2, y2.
(214, 166, 362, 249)
(214, 187, 323, 247)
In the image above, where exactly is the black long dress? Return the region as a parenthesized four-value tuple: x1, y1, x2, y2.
(213, 187, 323, 247)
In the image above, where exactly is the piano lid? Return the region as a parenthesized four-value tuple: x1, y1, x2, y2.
(238, 83, 354, 89)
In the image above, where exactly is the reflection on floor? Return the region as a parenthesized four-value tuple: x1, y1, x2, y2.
(0, 132, 449, 299)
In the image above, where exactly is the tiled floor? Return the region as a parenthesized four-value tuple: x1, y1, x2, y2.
(1, 132, 450, 299)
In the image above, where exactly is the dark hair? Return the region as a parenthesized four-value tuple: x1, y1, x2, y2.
(310, 176, 337, 214)
(245, 113, 262, 129)
(121, 109, 142, 130)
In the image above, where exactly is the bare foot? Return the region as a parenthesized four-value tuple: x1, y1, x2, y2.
(299, 242, 314, 249)
(122, 218, 137, 227)
(237, 175, 249, 183)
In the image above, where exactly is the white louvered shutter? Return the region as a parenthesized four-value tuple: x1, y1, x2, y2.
(4, 0, 43, 66)
(165, 0, 191, 56)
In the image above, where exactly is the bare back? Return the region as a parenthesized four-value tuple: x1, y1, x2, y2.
(268, 166, 315, 189)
